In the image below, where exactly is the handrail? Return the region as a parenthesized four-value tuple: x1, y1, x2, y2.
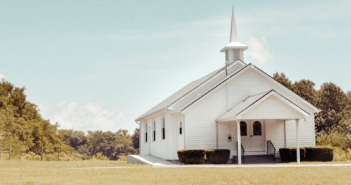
(267, 140, 276, 161)
(236, 142, 245, 163)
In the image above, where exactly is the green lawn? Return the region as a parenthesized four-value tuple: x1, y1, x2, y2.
(1, 160, 351, 184)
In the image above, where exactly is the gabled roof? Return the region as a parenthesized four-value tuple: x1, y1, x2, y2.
(180, 64, 320, 113)
(216, 90, 310, 122)
(135, 60, 246, 121)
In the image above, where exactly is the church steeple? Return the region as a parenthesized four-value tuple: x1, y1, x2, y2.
(221, 7, 248, 65)
(230, 6, 238, 43)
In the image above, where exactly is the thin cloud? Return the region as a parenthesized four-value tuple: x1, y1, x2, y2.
(0, 74, 5, 79)
(39, 101, 141, 134)
(246, 37, 274, 65)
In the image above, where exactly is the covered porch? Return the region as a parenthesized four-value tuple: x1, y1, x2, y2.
(216, 90, 310, 164)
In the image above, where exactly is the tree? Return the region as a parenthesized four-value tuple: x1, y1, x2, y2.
(0, 79, 68, 155)
(315, 82, 350, 133)
(59, 129, 87, 150)
(273, 72, 293, 91)
(292, 79, 318, 107)
(131, 128, 139, 152)
(78, 129, 137, 160)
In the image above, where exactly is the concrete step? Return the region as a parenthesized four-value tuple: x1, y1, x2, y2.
(233, 155, 281, 164)
(128, 155, 175, 166)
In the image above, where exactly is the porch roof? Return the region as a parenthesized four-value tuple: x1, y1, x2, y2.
(216, 89, 310, 122)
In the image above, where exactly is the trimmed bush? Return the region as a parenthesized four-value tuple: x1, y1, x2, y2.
(206, 149, 230, 164)
(177, 149, 205, 164)
(279, 148, 306, 162)
(304, 146, 334, 161)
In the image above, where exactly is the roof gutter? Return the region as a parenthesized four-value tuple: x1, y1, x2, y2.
(135, 107, 171, 122)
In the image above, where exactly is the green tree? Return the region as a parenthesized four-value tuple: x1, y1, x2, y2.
(131, 128, 139, 152)
(315, 82, 350, 133)
(273, 72, 293, 91)
(0, 79, 68, 155)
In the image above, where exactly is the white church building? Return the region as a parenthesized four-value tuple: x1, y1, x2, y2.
(135, 8, 320, 164)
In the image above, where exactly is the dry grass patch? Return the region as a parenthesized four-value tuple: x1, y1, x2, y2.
(1, 161, 351, 184)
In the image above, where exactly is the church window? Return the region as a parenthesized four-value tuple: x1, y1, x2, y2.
(179, 122, 182, 135)
(145, 123, 148, 142)
(240, 121, 247, 136)
(153, 121, 156, 141)
(253, 121, 262, 136)
(162, 118, 165, 139)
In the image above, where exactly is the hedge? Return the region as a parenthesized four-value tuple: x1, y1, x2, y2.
(177, 149, 206, 164)
(205, 149, 230, 164)
(304, 146, 333, 161)
(279, 148, 306, 162)
(279, 147, 334, 162)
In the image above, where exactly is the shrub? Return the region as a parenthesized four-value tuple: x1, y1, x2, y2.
(303, 146, 333, 161)
(23, 152, 41, 161)
(332, 147, 351, 161)
(205, 149, 230, 164)
(279, 148, 305, 162)
(316, 131, 351, 150)
(89, 152, 109, 161)
(177, 149, 205, 164)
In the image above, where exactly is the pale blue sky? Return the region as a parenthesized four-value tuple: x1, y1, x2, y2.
(1, 0, 351, 134)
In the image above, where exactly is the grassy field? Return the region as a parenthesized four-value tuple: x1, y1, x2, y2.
(1, 161, 351, 184)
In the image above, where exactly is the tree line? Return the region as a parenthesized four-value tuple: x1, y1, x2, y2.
(0, 79, 139, 160)
(273, 72, 351, 135)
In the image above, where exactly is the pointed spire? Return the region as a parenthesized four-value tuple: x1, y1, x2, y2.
(230, 6, 238, 42)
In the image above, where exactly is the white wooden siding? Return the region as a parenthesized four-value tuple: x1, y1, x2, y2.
(217, 122, 237, 157)
(285, 116, 315, 148)
(266, 119, 285, 158)
(185, 86, 227, 150)
(226, 69, 315, 114)
(177, 116, 185, 152)
(241, 95, 306, 120)
(144, 112, 177, 160)
(172, 62, 244, 112)
(139, 122, 148, 155)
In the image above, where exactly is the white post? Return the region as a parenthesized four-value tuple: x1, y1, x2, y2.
(236, 120, 241, 165)
(296, 119, 300, 164)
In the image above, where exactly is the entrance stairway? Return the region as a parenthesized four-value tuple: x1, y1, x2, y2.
(233, 140, 280, 164)
(234, 155, 281, 164)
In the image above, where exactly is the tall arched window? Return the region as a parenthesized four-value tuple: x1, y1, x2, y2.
(145, 123, 148, 142)
(162, 117, 165, 139)
(240, 121, 247, 136)
(153, 121, 156, 141)
(253, 121, 262, 136)
(179, 122, 182, 135)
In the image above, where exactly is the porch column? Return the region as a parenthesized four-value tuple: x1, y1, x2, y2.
(236, 120, 241, 165)
(295, 119, 300, 164)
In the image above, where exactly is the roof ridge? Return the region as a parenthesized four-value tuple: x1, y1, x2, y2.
(166, 59, 244, 108)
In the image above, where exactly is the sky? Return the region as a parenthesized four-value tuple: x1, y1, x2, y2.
(1, 0, 351, 134)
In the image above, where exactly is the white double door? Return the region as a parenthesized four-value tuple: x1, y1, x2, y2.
(240, 120, 265, 152)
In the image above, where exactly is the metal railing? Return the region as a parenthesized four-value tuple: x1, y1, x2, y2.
(267, 140, 276, 162)
(236, 142, 245, 164)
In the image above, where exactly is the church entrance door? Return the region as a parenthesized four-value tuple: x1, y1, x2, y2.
(240, 120, 265, 152)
